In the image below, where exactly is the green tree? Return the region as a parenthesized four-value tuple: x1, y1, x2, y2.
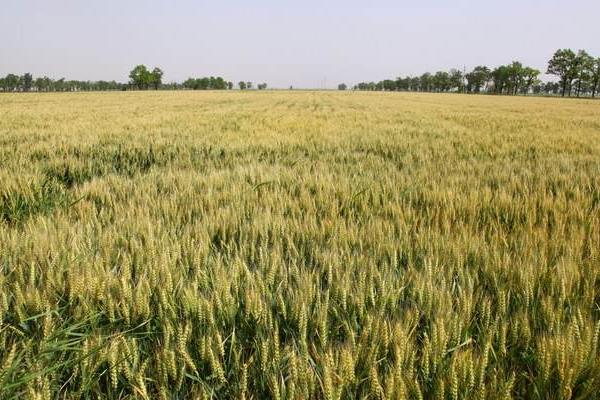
(449, 69, 464, 92)
(34, 76, 53, 92)
(183, 76, 228, 90)
(506, 62, 524, 95)
(521, 67, 541, 94)
(409, 76, 421, 91)
(35, 77, 45, 92)
(338, 83, 347, 90)
(547, 49, 577, 97)
(2, 74, 19, 91)
(420, 73, 432, 92)
(238, 81, 247, 90)
(382, 80, 396, 91)
(129, 65, 152, 90)
(395, 77, 409, 91)
(257, 83, 267, 90)
(197, 77, 209, 89)
(54, 78, 65, 92)
(150, 67, 164, 90)
(432, 71, 450, 92)
(465, 66, 490, 93)
(573, 50, 594, 97)
(208, 76, 217, 89)
(211, 77, 227, 90)
(491, 65, 510, 94)
(21, 73, 33, 92)
(591, 58, 600, 98)
(183, 78, 196, 89)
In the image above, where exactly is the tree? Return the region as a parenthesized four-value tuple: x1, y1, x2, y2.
(420, 73, 432, 92)
(21, 73, 33, 92)
(547, 49, 577, 97)
(409, 76, 421, 91)
(465, 66, 490, 93)
(507, 62, 524, 95)
(357, 82, 377, 91)
(382, 80, 396, 91)
(521, 67, 540, 94)
(150, 67, 163, 90)
(395, 77, 409, 91)
(572, 50, 594, 97)
(257, 83, 267, 90)
(238, 81, 246, 90)
(53, 78, 65, 91)
(246, 82, 252, 90)
(432, 71, 450, 92)
(449, 69, 464, 92)
(183, 78, 196, 89)
(3, 74, 19, 91)
(129, 65, 152, 90)
(35, 77, 47, 92)
(338, 83, 347, 90)
(211, 77, 227, 90)
(183, 76, 228, 90)
(197, 77, 209, 90)
(591, 58, 600, 98)
(491, 65, 510, 94)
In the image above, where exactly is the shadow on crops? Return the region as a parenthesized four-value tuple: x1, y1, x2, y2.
(42, 145, 173, 188)
(0, 179, 73, 225)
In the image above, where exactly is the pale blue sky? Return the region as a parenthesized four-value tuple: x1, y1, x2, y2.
(1, 0, 599, 88)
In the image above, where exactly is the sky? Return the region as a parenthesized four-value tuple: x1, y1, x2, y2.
(1, 0, 599, 88)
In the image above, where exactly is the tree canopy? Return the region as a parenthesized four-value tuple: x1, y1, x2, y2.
(183, 76, 228, 90)
(128, 65, 165, 90)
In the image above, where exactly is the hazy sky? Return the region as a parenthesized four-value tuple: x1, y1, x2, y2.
(2, 0, 599, 88)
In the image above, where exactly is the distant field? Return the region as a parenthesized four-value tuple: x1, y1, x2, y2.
(0, 91, 599, 399)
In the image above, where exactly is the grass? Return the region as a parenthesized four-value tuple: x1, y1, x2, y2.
(0, 91, 599, 399)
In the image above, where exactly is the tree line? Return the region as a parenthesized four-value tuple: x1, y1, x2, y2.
(2, 49, 599, 96)
(343, 49, 600, 97)
(183, 76, 231, 90)
(0, 73, 126, 92)
(348, 63, 537, 95)
(0, 64, 261, 92)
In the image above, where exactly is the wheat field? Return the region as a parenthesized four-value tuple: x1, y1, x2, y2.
(0, 91, 599, 399)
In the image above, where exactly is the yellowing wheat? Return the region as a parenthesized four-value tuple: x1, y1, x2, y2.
(0, 91, 599, 399)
